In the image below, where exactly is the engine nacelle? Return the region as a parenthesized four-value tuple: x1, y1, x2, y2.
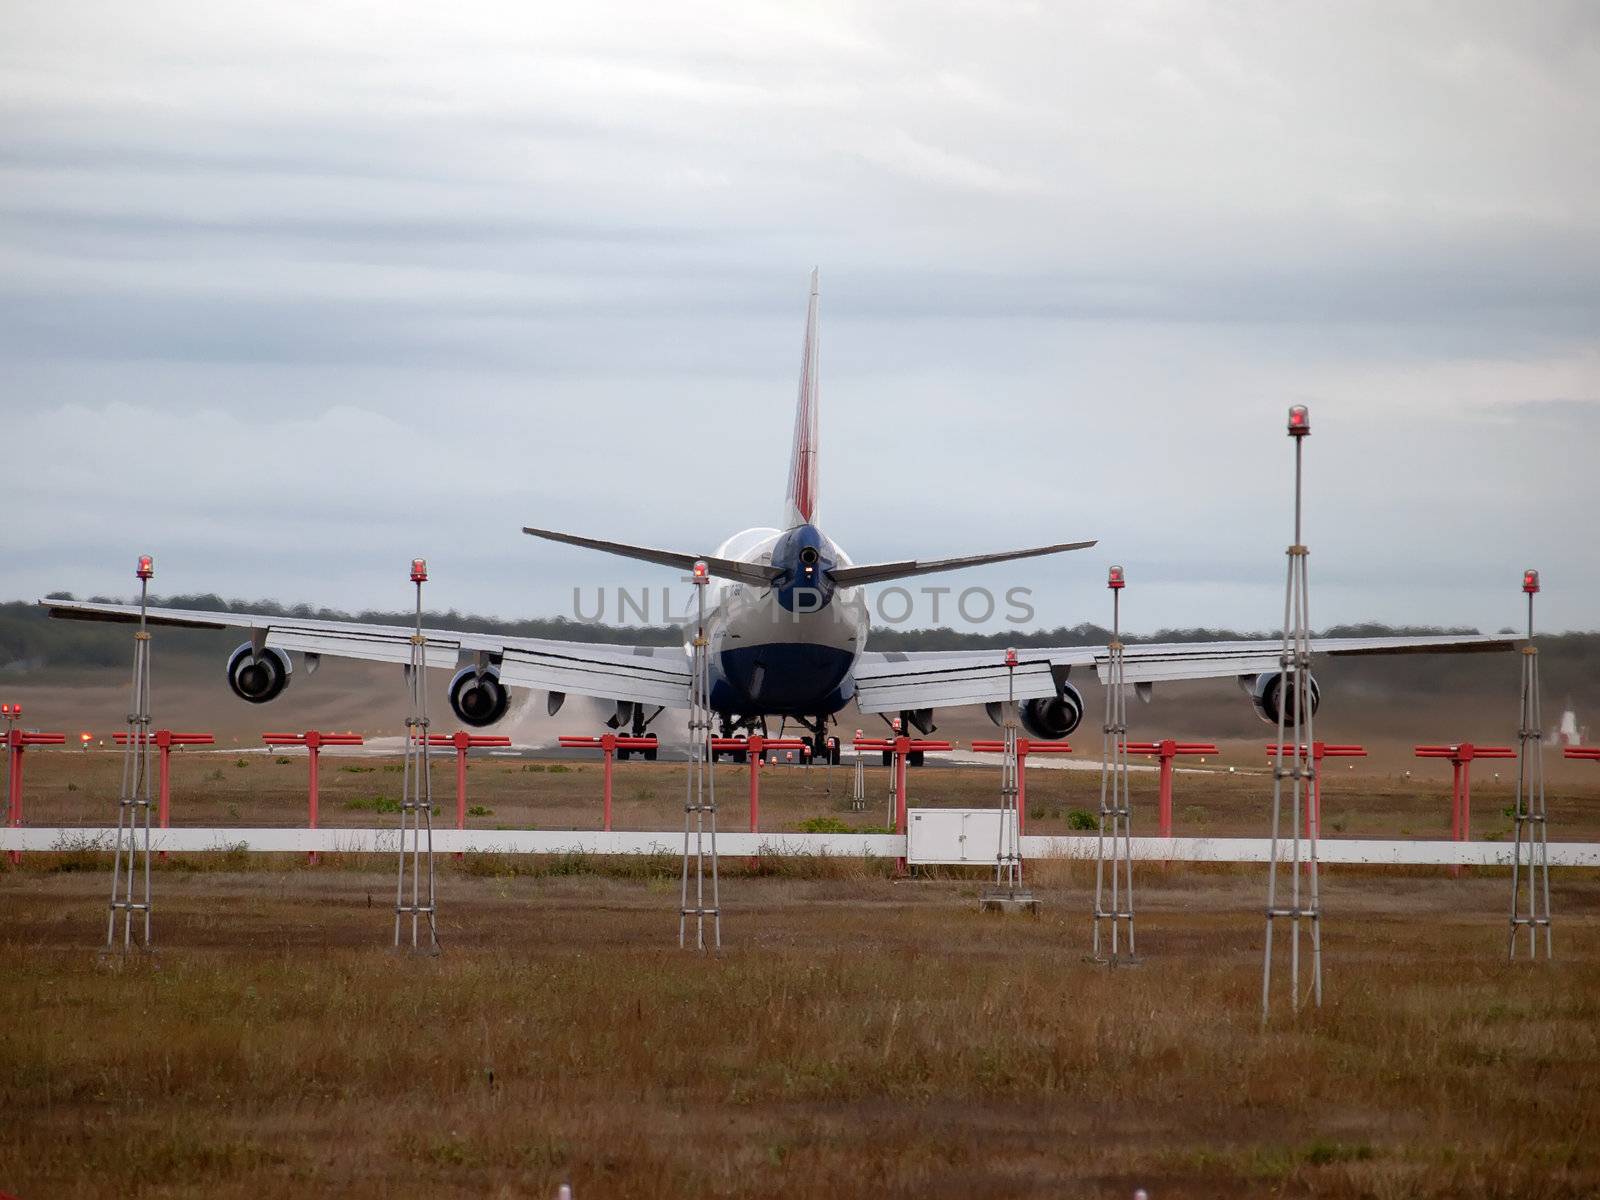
(1249, 671, 1321, 726)
(449, 666, 510, 727)
(226, 643, 292, 704)
(988, 685, 1085, 739)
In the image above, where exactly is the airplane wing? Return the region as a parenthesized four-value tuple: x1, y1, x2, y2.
(851, 633, 1516, 713)
(39, 599, 692, 709)
(827, 539, 1097, 588)
(521, 527, 781, 588)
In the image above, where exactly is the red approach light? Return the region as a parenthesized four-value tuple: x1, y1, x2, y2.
(0, 704, 10, 718)
(1004, 647, 1018, 668)
(1287, 405, 1310, 436)
(80, 732, 92, 744)
(410, 558, 428, 583)
(136, 554, 154, 580)
(692, 560, 709, 582)
(891, 716, 902, 733)
(1523, 568, 1540, 595)
(1108, 565, 1126, 590)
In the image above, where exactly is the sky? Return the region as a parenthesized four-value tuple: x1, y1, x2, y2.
(2, 1, 1596, 635)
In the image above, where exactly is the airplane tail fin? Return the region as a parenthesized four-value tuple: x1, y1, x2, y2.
(784, 268, 821, 528)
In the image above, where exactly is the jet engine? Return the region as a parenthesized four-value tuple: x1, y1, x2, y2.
(1248, 671, 1321, 726)
(226, 643, 292, 704)
(988, 684, 1085, 740)
(449, 666, 510, 727)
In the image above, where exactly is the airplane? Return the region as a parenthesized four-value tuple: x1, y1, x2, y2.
(41, 270, 1514, 764)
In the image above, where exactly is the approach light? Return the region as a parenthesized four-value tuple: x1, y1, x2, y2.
(1523, 568, 1540, 595)
(1004, 648, 1018, 668)
(136, 554, 154, 580)
(692, 560, 709, 583)
(410, 558, 428, 583)
(1287, 405, 1310, 437)
(80, 732, 92, 747)
(1108, 565, 1125, 590)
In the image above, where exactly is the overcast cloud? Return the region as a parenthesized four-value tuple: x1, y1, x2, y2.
(2, 1, 1596, 633)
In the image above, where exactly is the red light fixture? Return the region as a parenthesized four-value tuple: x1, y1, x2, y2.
(410, 558, 428, 583)
(1287, 404, 1310, 437)
(1004, 647, 1018, 668)
(1108, 564, 1126, 590)
(136, 554, 154, 580)
(1523, 568, 1540, 595)
(692, 560, 709, 582)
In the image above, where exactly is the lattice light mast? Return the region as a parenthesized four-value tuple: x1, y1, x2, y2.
(1508, 568, 1552, 960)
(680, 560, 721, 950)
(1091, 564, 1136, 963)
(106, 554, 156, 953)
(395, 557, 440, 954)
(1262, 404, 1321, 1020)
(994, 648, 1024, 894)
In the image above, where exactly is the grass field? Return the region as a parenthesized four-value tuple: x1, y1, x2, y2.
(4, 752, 1599, 1198)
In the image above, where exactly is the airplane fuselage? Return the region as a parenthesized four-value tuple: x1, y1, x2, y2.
(691, 524, 869, 718)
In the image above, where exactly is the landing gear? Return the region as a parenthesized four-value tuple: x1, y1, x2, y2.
(791, 715, 839, 767)
(810, 733, 840, 765)
(615, 704, 664, 760)
(713, 714, 763, 763)
(884, 710, 935, 766)
(717, 714, 746, 763)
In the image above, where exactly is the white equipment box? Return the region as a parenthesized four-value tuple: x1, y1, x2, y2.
(906, 808, 1006, 866)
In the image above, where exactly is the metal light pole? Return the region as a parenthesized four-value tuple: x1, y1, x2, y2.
(679, 561, 720, 950)
(1262, 405, 1320, 1021)
(1508, 569, 1552, 960)
(1091, 565, 1136, 963)
(105, 554, 156, 954)
(395, 558, 440, 954)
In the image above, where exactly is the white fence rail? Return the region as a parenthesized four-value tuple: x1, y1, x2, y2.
(2, 825, 1598, 868)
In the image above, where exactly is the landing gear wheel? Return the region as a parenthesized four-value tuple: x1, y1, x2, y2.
(644, 747, 658, 762)
(908, 750, 925, 767)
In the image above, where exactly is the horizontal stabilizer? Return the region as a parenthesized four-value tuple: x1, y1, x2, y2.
(522, 527, 782, 588)
(828, 539, 1097, 588)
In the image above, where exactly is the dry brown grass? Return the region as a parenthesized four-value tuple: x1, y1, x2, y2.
(2, 860, 1598, 1199)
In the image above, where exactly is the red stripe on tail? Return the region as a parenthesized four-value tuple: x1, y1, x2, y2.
(785, 269, 821, 527)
